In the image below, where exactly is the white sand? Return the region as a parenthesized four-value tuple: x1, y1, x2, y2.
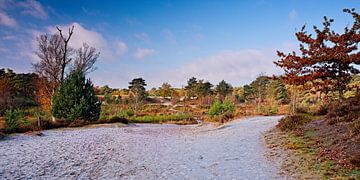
(0, 116, 283, 179)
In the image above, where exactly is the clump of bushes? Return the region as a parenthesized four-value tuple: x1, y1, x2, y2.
(209, 99, 236, 122)
(99, 108, 133, 124)
(277, 114, 315, 131)
(130, 114, 193, 123)
(326, 91, 360, 129)
(4, 109, 33, 133)
(117, 109, 134, 118)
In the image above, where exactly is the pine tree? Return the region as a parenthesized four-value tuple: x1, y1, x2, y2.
(215, 80, 233, 98)
(52, 70, 100, 121)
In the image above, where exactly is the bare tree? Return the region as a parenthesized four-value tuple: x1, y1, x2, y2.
(56, 25, 74, 82)
(33, 25, 99, 114)
(33, 34, 64, 94)
(72, 43, 100, 74)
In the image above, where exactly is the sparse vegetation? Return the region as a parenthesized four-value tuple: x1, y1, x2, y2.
(129, 114, 194, 124)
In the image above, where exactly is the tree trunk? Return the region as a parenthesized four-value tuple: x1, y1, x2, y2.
(292, 86, 297, 115)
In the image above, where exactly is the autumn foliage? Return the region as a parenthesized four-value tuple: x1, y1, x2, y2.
(275, 9, 360, 99)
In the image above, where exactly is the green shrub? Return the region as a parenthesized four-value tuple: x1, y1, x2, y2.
(52, 71, 101, 122)
(209, 99, 235, 117)
(117, 109, 134, 118)
(4, 109, 29, 132)
(4, 109, 20, 131)
(130, 114, 193, 123)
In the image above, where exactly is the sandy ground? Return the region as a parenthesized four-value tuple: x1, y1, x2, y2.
(0, 116, 283, 179)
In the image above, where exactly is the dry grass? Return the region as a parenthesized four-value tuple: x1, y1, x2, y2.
(265, 128, 360, 179)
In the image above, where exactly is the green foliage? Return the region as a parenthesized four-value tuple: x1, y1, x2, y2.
(268, 78, 288, 103)
(260, 104, 279, 115)
(4, 109, 20, 131)
(185, 77, 198, 97)
(209, 99, 235, 117)
(4, 109, 29, 132)
(52, 71, 101, 122)
(250, 75, 270, 103)
(243, 85, 253, 103)
(0, 68, 38, 115)
(129, 78, 147, 111)
(215, 80, 233, 97)
(130, 114, 193, 123)
(158, 82, 173, 98)
(195, 80, 213, 97)
(117, 109, 135, 118)
(185, 77, 213, 98)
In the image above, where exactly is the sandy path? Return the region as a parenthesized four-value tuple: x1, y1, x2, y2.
(0, 116, 283, 179)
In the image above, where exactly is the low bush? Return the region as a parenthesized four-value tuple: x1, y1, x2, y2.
(109, 116, 128, 124)
(4, 109, 30, 133)
(350, 118, 360, 136)
(209, 99, 235, 117)
(117, 109, 134, 118)
(68, 119, 88, 127)
(277, 114, 315, 131)
(130, 114, 193, 123)
(327, 91, 360, 125)
(4, 109, 20, 132)
(314, 104, 328, 116)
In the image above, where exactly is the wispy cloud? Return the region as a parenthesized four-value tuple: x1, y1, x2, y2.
(0, 11, 16, 27)
(17, 0, 48, 20)
(134, 32, 150, 43)
(163, 29, 176, 44)
(48, 22, 115, 61)
(116, 41, 128, 56)
(289, 9, 297, 22)
(134, 48, 156, 59)
(146, 49, 282, 87)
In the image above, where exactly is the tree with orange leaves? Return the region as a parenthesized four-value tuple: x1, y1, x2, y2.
(275, 8, 360, 100)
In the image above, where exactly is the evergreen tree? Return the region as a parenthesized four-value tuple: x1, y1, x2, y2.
(243, 85, 253, 103)
(128, 78, 147, 111)
(215, 80, 233, 98)
(52, 70, 100, 121)
(195, 80, 213, 97)
(268, 78, 288, 104)
(185, 77, 198, 98)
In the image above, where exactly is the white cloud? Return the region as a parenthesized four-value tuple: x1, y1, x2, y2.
(0, 11, 16, 27)
(148, 49, 282, 87)
(116, 41, 128, 56)
(17, 0, 48, 20)
(163, 29, 176, 43)
(134, 32, 150, 43)
(134, 48, 156, 59)
(48, 22, 113, 60)
(289, 9, 297, 22)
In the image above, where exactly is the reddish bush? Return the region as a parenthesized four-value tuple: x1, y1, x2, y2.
(326, 91, 360, 125)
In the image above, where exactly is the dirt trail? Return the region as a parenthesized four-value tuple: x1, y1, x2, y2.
(0, 116, 283, 179)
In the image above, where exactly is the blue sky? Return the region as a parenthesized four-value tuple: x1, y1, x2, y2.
(0, 0, 359, 88)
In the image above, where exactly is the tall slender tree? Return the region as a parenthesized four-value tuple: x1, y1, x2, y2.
(128, 78, 147, 112)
